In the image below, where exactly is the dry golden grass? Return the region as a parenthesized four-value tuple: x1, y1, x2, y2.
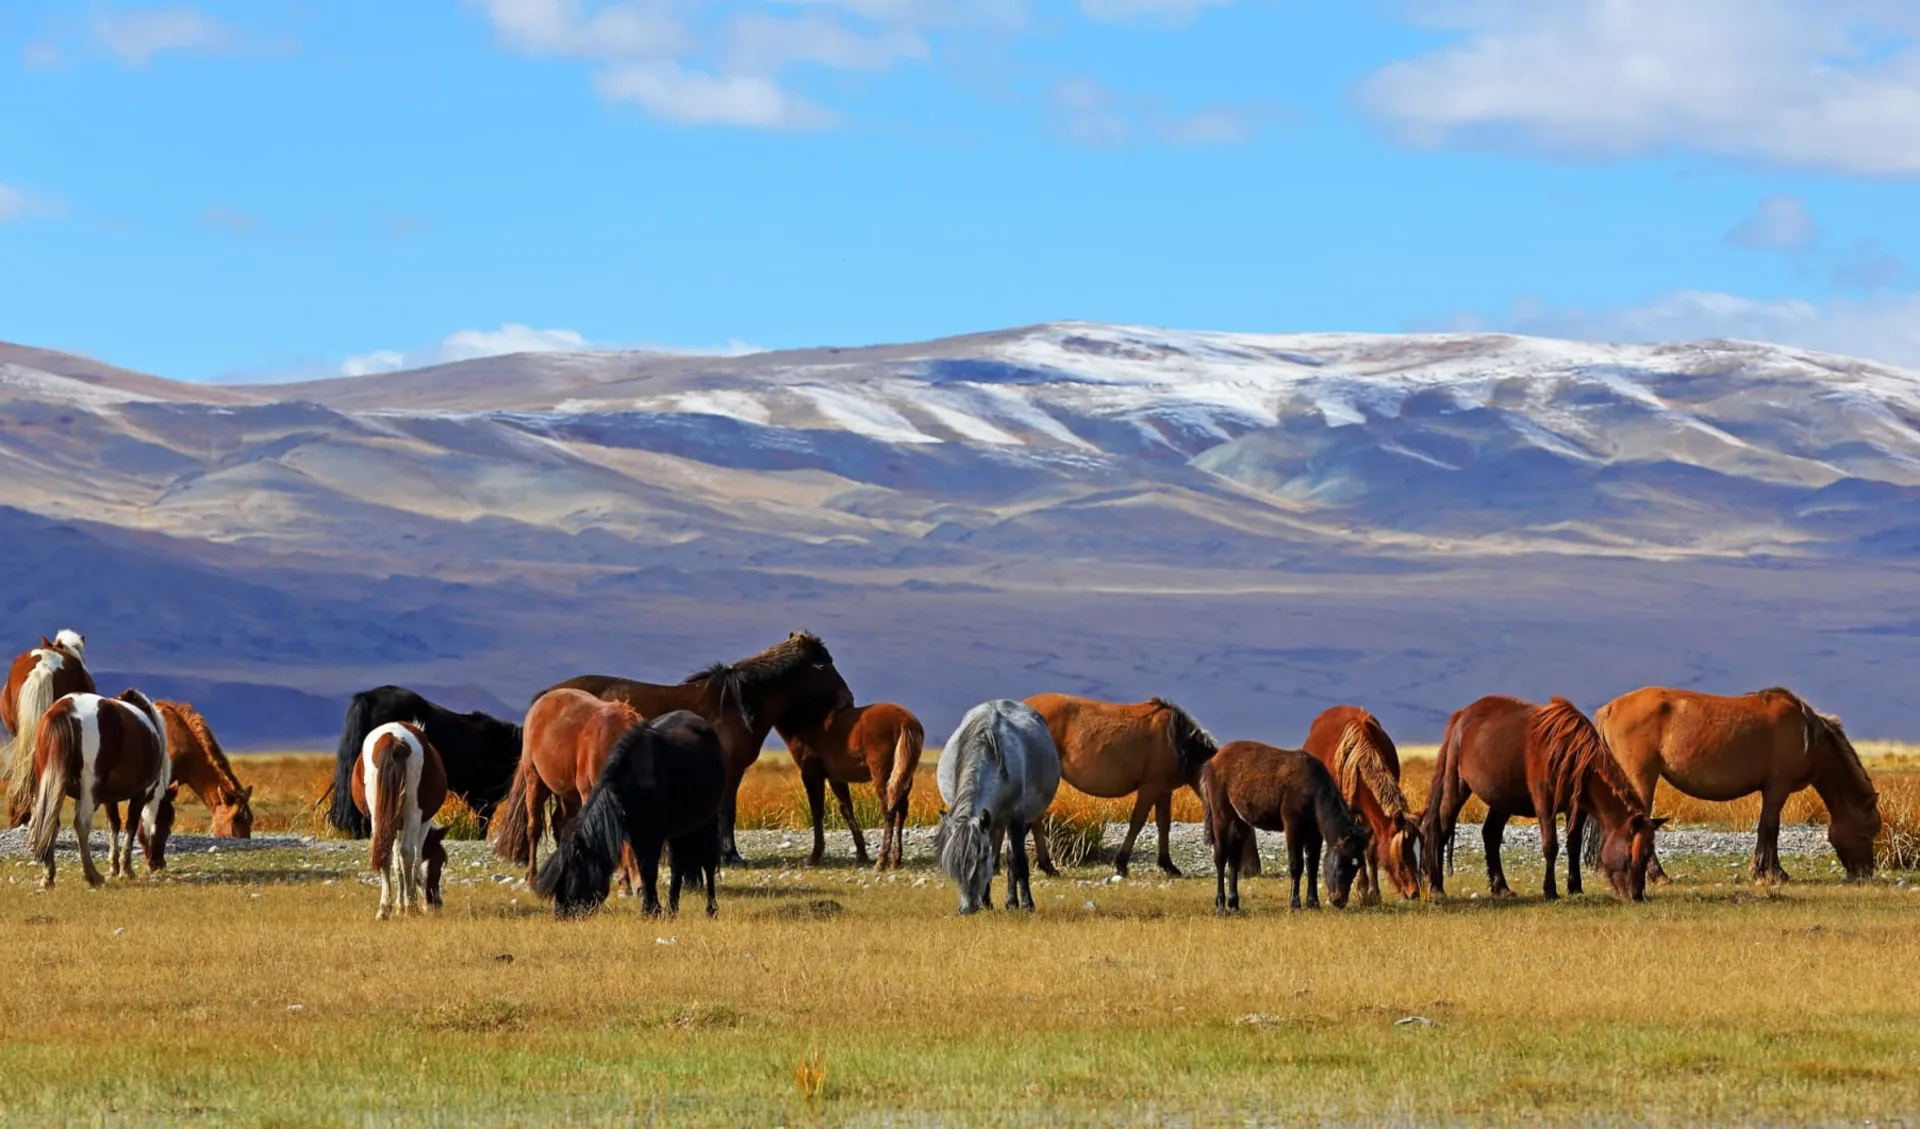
(2, 839, 1919, 1125)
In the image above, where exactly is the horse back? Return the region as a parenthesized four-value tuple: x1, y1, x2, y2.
(83, 697, 168, 803)
(1449, 695, 1539, 810)
(1207, 740, 1327, 833)
(1021, 692, 1171, 793)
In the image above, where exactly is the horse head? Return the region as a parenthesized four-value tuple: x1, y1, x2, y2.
(933, 807, 994, 914)
(1384, 811, 1423, 900)
(1811, 712, 1880, 880)
(1324, 823, 1372, 909)
(1597, 813, 1667, 901)
(213, 784, 256, 839)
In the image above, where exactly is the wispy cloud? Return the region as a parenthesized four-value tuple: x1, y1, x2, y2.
(1078, 0, 1234, 26)
(0, 183, 66, 223)
(1049, 75, 1276, 147)
(88, 4, 290, 68)
(199, 203, 261, 235)
(1361, 0, 1920, 176)
(302, 322, 766, 382)
(1725, 195, 1817, 252)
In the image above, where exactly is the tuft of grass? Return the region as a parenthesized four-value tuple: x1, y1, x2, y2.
(1037, 810, 1105, 870)
(793, 1050, 827, 1103)
(1876, 776, 1920, 871)
(437, 795, 486, 841)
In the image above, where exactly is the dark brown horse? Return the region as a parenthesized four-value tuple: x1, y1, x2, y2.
(1201, 741, 1370, 911)
(1592, 686, 1880, 882)
(25, 689, 174, 888)
(4, 630, 94, 826)
(491, 688, 646, 887)
(537, 632, 853, 865)
(1422, 696, 1663, 901)
(1303, 706, 1421, 902)
(1022, 694, 1218, 878)
(777, 702, 925, 869)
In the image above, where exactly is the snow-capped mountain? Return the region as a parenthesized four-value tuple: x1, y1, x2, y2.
(4, 323, 1918, 744)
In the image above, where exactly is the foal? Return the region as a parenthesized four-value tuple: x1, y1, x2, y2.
(351, 722, 448, 920)
(1202, 741, 1370, 911)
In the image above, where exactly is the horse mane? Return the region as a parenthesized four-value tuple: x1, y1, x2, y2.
(1309, 754, 1368, 844)
(682, 632, 833, 728)
(159, 702, 246, 799)
(1151, 698, 1218, 778)
(1531, 697, 1641, 824)
(1333, 715, 1410, 821)
(1755, 687, 1877, 804)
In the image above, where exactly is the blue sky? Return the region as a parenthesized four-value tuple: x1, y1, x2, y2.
(2, 0, 1918, 381)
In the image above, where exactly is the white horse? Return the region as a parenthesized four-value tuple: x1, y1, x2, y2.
(352, 722, 448, 920)
(934, 700, 1061, 914)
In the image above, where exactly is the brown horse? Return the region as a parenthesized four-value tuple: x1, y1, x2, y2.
(491, 688, 646, 886)
(25, 689, 175, 888)
(1303, 706, 1421, 902)
(349, 721, 449, 919)
(537, 631, 854, 865)
(1422, 696, 1663, 901)
(156, 701, 254, 838)
(777, 703, 925, 869)
(1022, 694, 1218, 878)
(4, 630, 94, 826)
(1592, 686, 1880, 882)
(1201, 740, 1370, 911)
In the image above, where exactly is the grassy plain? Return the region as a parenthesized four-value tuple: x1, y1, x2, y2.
(26, 747, 1908, 1125)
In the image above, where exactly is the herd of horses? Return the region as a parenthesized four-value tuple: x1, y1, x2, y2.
(0, 628, 1887, 919)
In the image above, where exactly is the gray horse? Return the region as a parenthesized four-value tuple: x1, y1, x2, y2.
(934, 699, 1062, 914)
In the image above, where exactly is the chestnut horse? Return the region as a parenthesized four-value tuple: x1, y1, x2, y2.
(4, 630, 94, 826)
(1304, 706, 1421, 902)
(1422, 696, 1663, 901)
(25, 689, 174, 888)
(777, 702, 925, 869)
(1201, 741, 1370, 911)
(349, 721, 448, 919)
(490, 688, 646, 887)
(1590, 686, 1880, 882)
(1022, 694, 1218, 878)
(157, 701, 254, 838)
(538, 631, 854, 865)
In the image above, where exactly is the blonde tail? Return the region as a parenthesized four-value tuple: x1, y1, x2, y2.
(7, 661, 60, 823)
(26, 710, 76, 858)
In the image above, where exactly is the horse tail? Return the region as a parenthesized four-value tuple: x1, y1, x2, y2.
(26, 705, 78, 859)
(370, 736, 410, 873)
(1422, 710, 1466, 886)
(533, 764, 628, 917)
(329, 693, 379, 836)
(886, 718, 922, 815)
(6, 655, 62, 824)
(489, 744, 537, 865)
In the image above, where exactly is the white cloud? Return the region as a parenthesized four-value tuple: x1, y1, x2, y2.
(1361, 0, 1920, 176)
(0, 183, 65, 223)
(1726, 195, 1818, 252)
(314, 323, 765, 381)
(595, 62, 836, 129)
(477, 0, 689, 59)
(1467, 288, 1920, 369)
(1079, 0, 1233, 25)
(23, 41, 62, 69)
(91, 5, 241, 67)
(725, 13, 929, 74)
(1049, 75, 1274, 146)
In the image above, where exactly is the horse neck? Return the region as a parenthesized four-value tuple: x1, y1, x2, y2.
(1577, 769, 1639, 832)
(1312, 781, 1357, 842)
(1808, 734, 1877, 815)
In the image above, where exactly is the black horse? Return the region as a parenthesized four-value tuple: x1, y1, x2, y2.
(326, 686, 523, 837)
(533, 709, 726, 919)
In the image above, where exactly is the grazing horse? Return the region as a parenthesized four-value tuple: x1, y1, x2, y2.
(1421, 696, 1663, 901)
(1589, 687, 1880, 882)
(1202, 741, 1370, 912)
(25, 689, 174, 888)
(533, 710, 727, 919)
(1303, 706, 1421, 902)
(538, 631, 854, 866)
(776, 702, 925, 869)
(326, 686, 522, 837)
(349, 722, 448, 920)
(4, 630, 94, 827)
(157, 701, 254, 838)
(490, 688, 646, 888)
(933, 700, 1062, 915)
(1022, 694, 1218, 878)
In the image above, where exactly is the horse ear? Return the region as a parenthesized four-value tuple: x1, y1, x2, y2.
(244, 785, 255, 799)
(1649, 816, 1669, 831)
(975, 810, 992, 831)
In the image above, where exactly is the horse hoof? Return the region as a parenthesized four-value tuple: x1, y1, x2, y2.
(1158, 863, 1182, 879)
(376, 908, 392, 921)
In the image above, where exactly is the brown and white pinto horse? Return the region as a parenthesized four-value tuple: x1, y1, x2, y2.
(349, 722, 448, 920)
(4, 630, 94, 827)
(536, 632, 855, 865)
(157, 701, 254, 838)
(777, 702, 925, 869)
(490, 688, 646, 887)
(1303, 706, 1422, 902)
(1022, 694, 1218, 878)
(1421, 696, 1663, 901)
(1591, 686, 1881, 882)
(25, 688, 174, 888)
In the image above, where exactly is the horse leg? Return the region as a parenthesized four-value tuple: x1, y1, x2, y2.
(1304, 832, 1323, 910)
(640, 839, 665, 916)
(1565, 812, 1585, 896)
(1363, 832, 1383, 906)
(831, 778, 871, 867)
(75, 800, 105, 888)
(376, 854, 394, 921)
(1114, 791, 1153, 879)
(803, 764, 828, 866)
(1530, 783, 1561, 900)
(1008, 820, 1035, 910)
(720, 769, 747, 867)
(1032, 820, 1059, 877)
(1634, 762, 1670, 884)
(524, 778, 546, 886)
(1483, 810, 1513, 898)
(1153, 792, 1181, 878)
(1755, 786, 1791, 883)
(1287, 828, 1305, 911)
(124, 800, 147, 880)
(667, 852, 684, 917)
(105, 803, 124, 879)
